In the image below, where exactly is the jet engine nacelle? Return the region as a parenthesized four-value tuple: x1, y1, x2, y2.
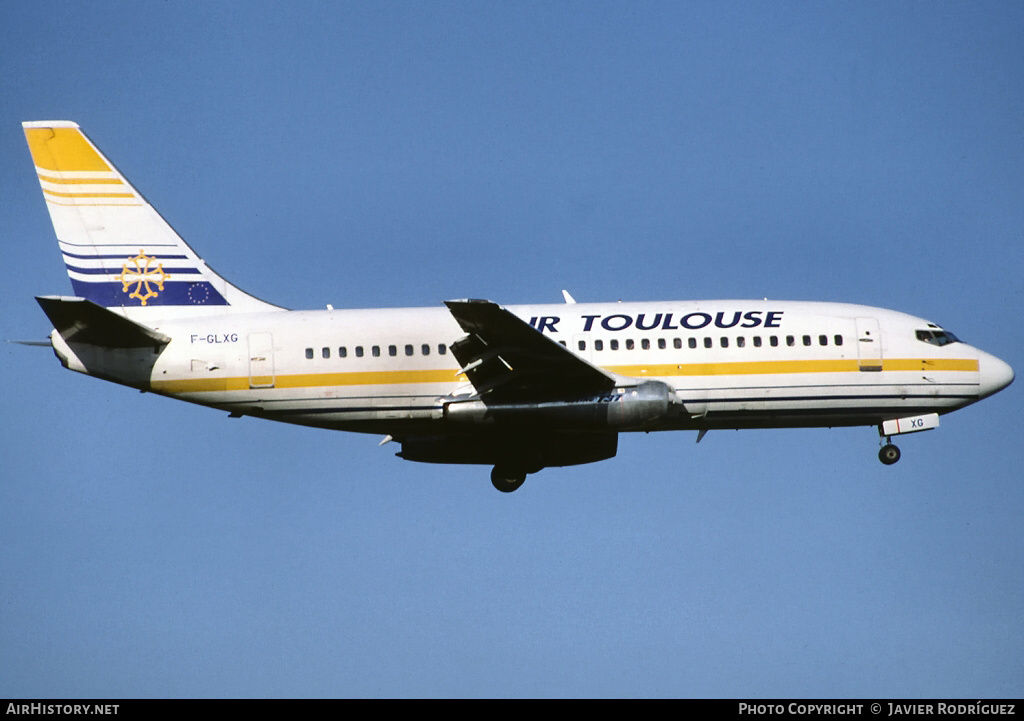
(444, 380, 673, 431)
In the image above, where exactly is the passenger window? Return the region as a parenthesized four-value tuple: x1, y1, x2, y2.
(737, 337, 745, 348)
(626, 339, 635, 350)
(834, 335, 843, 346)
(703, 337, 712, 349)
(802, 335, 811, 346)
(610, 339, 619, 351)
(674, 338, 682, 350)
(753, 336, 762, 347)
(578, 340, 586, 351)
(786, 336, 795, 347)
(595, 340, 604, 351)
(356, 346, 364, 358)
(438, 344, 447, 355)
(305, 348, 314, 359)
(819, 335, 828, 346)
(658, 338, 666, 350)
(770, 336, 779, 347)
(559, 341, 566, 347)
(642, 339, 651, 350)
(322, 347, 330, 359)
(720, 337, 729, 348)
(421, 344, 430, 356)
(405, 344, 414, 356)
(688, 338, 697, 349)
(339, 347, 347, 358)
(372, 346, 381, 357)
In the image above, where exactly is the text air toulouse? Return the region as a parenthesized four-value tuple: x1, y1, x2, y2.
(528, 310, 785, 334)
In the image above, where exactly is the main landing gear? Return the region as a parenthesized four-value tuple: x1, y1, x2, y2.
(490, 465, 527, 493)
(878, 437, 901, 465)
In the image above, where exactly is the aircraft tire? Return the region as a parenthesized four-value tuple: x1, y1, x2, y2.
(491, 466, 527, 493)
(878, 444, 901, 465)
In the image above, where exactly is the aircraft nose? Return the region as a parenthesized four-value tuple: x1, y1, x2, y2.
(977, 350, 1014, 398)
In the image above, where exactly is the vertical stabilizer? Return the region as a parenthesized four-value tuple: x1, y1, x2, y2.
(23, 121, 282, 319)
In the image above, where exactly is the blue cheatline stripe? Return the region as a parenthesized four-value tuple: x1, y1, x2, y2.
(65, 263, 203, 275)
(236, 398, 973, 418)
(69, 279, 229, 306)
(694, 392, 977, 403)
(272, 405, 439, 416)
(62, 251, 190, 260)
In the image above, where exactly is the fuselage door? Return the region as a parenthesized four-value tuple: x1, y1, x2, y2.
(248, 332, 275, 388)
(855, 317, 883, 372)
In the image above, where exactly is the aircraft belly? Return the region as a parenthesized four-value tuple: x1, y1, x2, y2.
(658, 368, 977, 430)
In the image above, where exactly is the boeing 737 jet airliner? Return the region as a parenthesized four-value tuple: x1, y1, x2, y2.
(23, 121, 1014, 491)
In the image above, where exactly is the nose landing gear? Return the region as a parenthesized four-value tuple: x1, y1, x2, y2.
(878, 436, 901, 465)
(876, 414, 940, 465)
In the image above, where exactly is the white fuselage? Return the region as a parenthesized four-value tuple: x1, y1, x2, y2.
(51, 299, 1006, 437)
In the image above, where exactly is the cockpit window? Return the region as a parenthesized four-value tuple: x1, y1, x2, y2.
(916, 329, 960, 346)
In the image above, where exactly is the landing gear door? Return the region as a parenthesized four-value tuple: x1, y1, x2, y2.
(248, 332, 275, 388)
(855, 317, 883, 372)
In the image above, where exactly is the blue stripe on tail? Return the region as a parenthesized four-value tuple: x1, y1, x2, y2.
(70, 279, 229, 307)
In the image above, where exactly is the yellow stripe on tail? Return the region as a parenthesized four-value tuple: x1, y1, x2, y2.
(25, 123, 111, 173)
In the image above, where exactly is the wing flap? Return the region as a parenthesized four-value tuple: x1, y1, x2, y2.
(444, 299, 615, 402)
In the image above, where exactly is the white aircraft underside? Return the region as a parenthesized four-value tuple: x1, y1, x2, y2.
(24, 121, 1014, 491)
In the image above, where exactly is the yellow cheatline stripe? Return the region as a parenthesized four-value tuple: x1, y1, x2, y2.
(41, 188, 135, 199)
(610, 358, 984, 377)
(37, 171, 123, 185)
(276, 369, 458, 389)
(607, 358, 978, 376)
(609, 359, 857, 376)
(152, 377, 247, 393)
(150, 358, 978, 395)
(152, 369, 459, 394)
(25, 127, 110, 172)
(884, 358, 978, 372)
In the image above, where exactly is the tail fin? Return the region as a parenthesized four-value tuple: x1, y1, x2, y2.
(23, 121, 282, 318)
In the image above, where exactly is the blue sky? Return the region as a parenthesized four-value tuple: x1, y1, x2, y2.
(1, 1, 1021, 698)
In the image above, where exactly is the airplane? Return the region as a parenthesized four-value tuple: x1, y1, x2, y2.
(22, 120, 1015, 492)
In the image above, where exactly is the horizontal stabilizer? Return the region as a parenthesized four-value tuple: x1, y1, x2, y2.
(36, 296, 171, 348)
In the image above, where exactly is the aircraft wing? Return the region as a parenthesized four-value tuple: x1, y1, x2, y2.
(445, 299, 616, 402)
